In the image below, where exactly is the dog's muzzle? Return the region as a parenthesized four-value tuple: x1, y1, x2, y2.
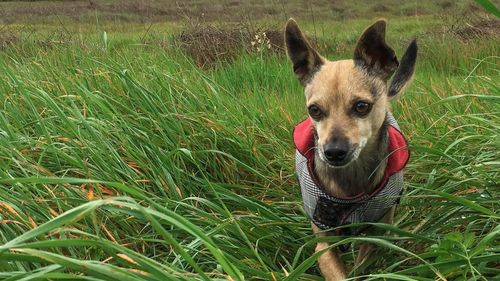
(320, 142, 357, 167)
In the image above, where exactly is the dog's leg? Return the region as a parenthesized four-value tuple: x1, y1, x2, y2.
(354, 206, 396, 267)
(312, 224, 347, 281)
(316, 243, 347, 281)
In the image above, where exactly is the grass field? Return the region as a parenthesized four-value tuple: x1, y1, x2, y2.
(0, 1, 499, 280)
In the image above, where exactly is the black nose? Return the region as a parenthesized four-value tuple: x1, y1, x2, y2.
(324, 143, 349, 162)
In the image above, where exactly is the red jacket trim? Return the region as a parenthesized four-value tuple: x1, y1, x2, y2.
(293, 117, 409, 200)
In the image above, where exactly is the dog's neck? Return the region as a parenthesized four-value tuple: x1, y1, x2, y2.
(314, 118, 389, 198)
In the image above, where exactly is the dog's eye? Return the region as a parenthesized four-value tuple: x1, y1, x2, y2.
(308, 105, 323, 119)
(353, 101, 372, 115)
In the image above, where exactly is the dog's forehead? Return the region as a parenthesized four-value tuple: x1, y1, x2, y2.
(305, 60, 373, 103)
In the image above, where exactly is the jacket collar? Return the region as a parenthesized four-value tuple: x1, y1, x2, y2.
(293, 116, 409, 199)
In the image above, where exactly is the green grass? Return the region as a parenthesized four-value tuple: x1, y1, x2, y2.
(0, 9, 499, 281)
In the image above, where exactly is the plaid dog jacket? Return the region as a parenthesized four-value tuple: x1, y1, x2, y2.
(293, 112, 409, 235)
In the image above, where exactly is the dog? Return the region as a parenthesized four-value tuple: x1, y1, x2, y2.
(285, 19, 417, 280)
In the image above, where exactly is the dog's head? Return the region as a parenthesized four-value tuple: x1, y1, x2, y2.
(285, 19, 417, 167)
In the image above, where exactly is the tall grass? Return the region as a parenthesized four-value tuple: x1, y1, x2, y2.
(0, 15, 498, 280)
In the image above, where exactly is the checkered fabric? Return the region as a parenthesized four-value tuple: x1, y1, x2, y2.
(294, 112, 408, 233)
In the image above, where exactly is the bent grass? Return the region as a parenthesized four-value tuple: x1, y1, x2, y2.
(0, 14, 499, 281)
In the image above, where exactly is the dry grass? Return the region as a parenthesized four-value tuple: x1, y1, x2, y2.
(427, 14, 500, 42)
(174, 24, 285, 67)
(0, 0, 491, 24)
(452, 18, 500, 40)
(0, 32, 18, 49)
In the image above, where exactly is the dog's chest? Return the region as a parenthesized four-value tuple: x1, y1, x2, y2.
(293, 112, 408, 233)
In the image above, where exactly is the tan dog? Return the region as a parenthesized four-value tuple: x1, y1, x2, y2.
(286, 19, 417, 280)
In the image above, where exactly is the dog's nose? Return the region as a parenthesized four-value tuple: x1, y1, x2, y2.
(324, 143, 349, 162)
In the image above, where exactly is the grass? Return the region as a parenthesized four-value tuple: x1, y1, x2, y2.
(0, 0, 484, 24)
(0, 2, 499, 280)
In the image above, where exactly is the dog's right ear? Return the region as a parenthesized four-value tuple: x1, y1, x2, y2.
(285, 19, 323, 86)
(388, 39, 418, 98)
(354, 20, 399, 80)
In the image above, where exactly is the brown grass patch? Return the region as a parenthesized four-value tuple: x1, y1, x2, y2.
(428, 15, 500, 41)
(452, 18, 500, 40)
(0, 32, 18, 49)
(175, 24, 286, 67)
(0, 25, 20, 49)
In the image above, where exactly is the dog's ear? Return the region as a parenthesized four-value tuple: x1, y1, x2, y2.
(388, 39, 418, 98)
(285, 18, 323, 86)
(354, 20, 398, 80)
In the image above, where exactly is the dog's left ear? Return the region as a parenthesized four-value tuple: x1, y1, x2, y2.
(354, 20, 399, 80)
(388, 39, 418, 98)
(285, 18, 324, 86)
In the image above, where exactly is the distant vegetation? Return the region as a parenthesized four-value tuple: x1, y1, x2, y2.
(0, 0, 495, 24)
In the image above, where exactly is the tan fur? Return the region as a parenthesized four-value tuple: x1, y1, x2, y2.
(305, 60, 388, 162)
(314, 151, 387, 198)
(309, 60, 392, 281)
(312, 207, 396, 281)
(306, 60, 389, 198)
(285, 18, 417, 280)
(312, 223, 347, 280)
